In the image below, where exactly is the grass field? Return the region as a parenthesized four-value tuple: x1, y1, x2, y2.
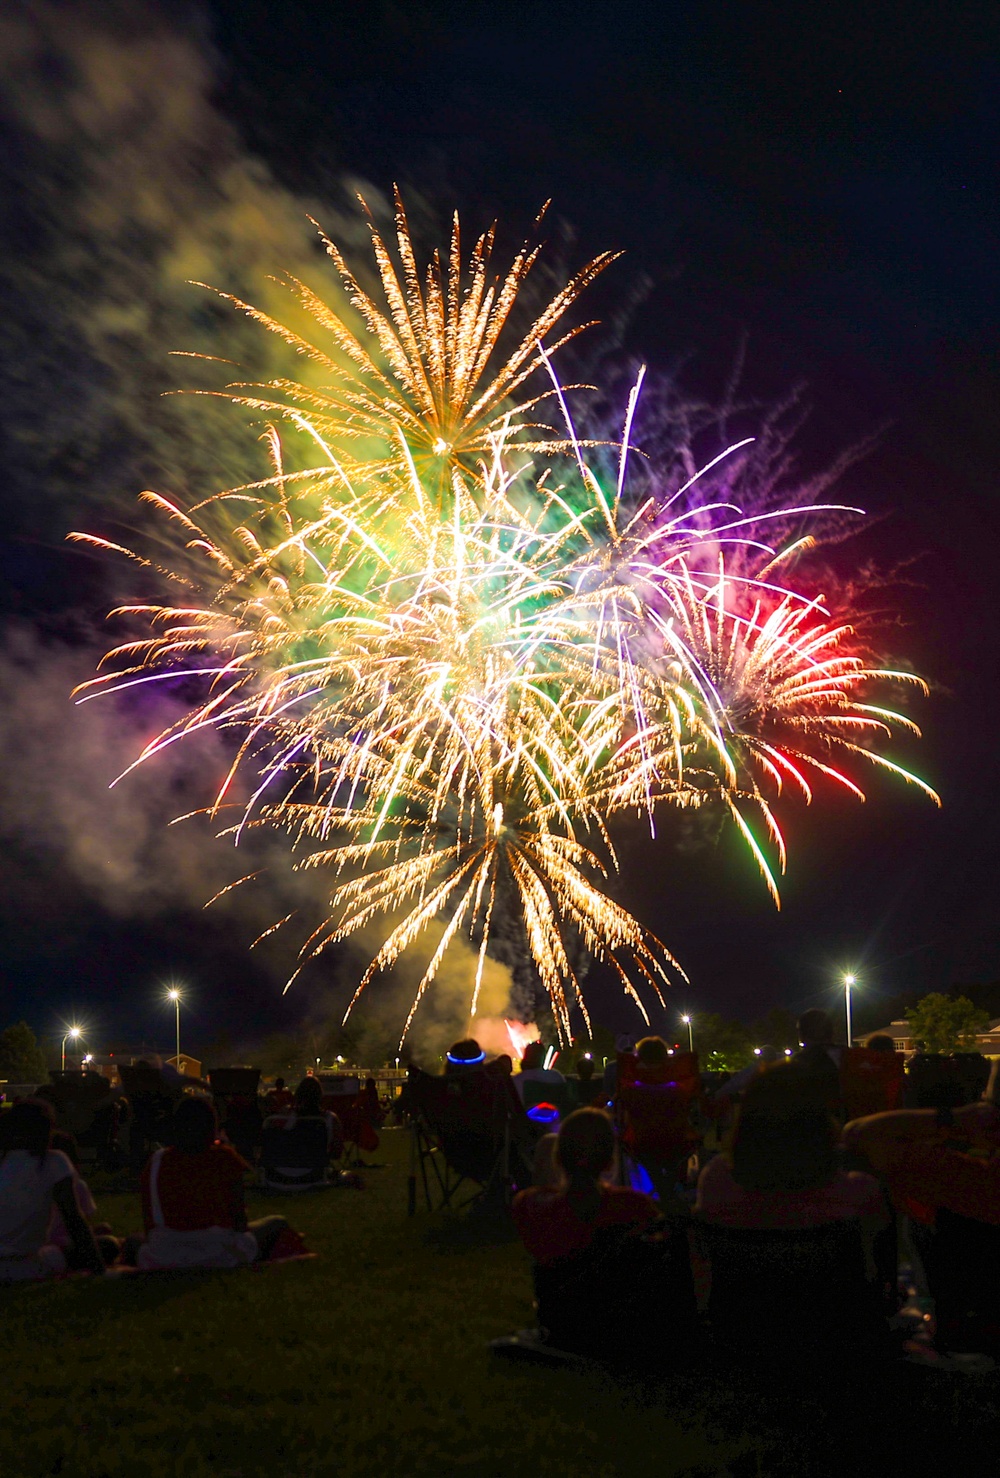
(1, 1130, 997, 1478)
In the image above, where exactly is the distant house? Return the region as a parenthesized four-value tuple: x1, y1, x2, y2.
(166, 1054, 203, 1079)
(861, 1018, 1000, 1055)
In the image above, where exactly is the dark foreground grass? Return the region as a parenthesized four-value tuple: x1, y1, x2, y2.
(1, 1132, 997, 1478)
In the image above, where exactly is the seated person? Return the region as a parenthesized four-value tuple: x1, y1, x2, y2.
(135, 1098, 290, 1269)
(697, 1065, 888, 1244)
(633, 1035, 673, 1079)
(787, 1009, 842, 1110)
(263, 1076, 344, 1160)
(842, 1065, 1000, 1227)
(866, 1035, 896, 1054)
(0, 1100, 105, 1281)
(513, 1108, 694, 1358)
(445, 1037, 488, 1075)
(264, 1076, 295, 1115)
(514, 1041, 566, 1104)
(571, 1055, 604, 1107)
(48, 1129, 120, 1266)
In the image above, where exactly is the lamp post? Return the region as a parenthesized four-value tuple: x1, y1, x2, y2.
(843, 974, 857, 1047)
(681, 1014, 694, 1052)
(61, 1026, 81, 1072)
(167, 989, 181, 1066)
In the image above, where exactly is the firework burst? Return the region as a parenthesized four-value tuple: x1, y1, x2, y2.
(72, 195, 938, 1044)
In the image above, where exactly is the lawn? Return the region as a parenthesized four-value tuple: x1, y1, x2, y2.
(1, 1131, 997, 1478)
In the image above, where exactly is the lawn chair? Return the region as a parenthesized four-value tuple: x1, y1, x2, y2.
(840, 1047, 905, 1121)
(493, 1217, 697, 1367)
(208, 1068, 263, 1163)
(119, 1064, 178, 1170)
(693, 1217, 890, 1375)
(318, 1076, 380, 1166)
(38, 1071, 120, 1170)
(614, 1051, 702, 1197)
(260, 1118, 331, 1191)
(406, 1062, 532, 1215)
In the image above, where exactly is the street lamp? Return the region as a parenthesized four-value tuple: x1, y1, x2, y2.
(680, 1014, 694, 1053)
(843, 973, 857, 1047)
(61, 1026, 82, 1072)
(166, 988, 182, 1066)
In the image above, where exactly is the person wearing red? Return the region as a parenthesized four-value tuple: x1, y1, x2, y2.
(135, 1098, 290, 1269)
(842, 1072, 1000, 1227)
(513, 1107, 696, 1360)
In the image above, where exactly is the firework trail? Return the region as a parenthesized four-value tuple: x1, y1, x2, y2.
(72, 193, 938, 1044)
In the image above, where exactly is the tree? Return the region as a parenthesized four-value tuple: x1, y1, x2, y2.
(0, 1021, 49, 1085)
(691, 1013, 754, 1074)
(905, 993, 989, 1055)
(749, 1006, 800, 1053)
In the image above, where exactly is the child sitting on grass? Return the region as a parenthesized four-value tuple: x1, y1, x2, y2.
(131, 1097, 293, 1270)
(0, 1100, 105, 1281)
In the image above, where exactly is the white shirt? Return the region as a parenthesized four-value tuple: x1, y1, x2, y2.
(0, 1149, 75, 1258)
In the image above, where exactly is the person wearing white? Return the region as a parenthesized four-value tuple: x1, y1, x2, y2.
(0, 1101, 104, 1281)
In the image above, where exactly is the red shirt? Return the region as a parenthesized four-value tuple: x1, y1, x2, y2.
(141, 1143, 249, 1232)
(512, 1184, 657, 1265)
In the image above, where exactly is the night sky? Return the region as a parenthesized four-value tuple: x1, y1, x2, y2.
(1, 0, 998, 1052)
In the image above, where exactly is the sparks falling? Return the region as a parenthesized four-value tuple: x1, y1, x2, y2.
(72, 193, 939, 1045)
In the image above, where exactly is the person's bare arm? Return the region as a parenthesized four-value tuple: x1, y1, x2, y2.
(844, 1101, 1000, 1173)
(51, 1177, 105, 1275)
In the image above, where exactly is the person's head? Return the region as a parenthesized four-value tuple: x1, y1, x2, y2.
(294, 1077, 324, 1115)
(577, 1055, 596, 1081)
(520, 1041, 546, 1072)
(635, 1035, 670, 1067)
(556, 1107, 616, 1185)
(274, 1077, 286, 1091)
(866, 1035, 895, 1054)
(797, 1009, 833, 1048)
(50, 1129, 81, 1168)
(170, 1096, 218, 1154)
(731, 1065, 837, 1192)
(445, 1038, 486, 1072)
(494, 1053, 513, 1077)
(0, 1098, 54, 1162)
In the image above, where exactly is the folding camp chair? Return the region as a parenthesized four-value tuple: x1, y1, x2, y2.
(614, 1051, 702, 1197)
(693, 1217, 890, 1375)
(260, 1119, 331, 1191)
(406, 1063, 532, 1214)
(318, 1076, 381, 1165)
(119, 1065, 178, 1170)
(840, 1047, 905, 1121)
(38, 1071, 120, 1169)
(208, 1068, 262, 1163)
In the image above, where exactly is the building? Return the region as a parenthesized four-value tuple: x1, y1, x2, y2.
(166, 1054, 203, 1078)
(862, 1018, 1000, 1056)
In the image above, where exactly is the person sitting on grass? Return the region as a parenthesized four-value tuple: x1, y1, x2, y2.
(0, 1099, 105, 1281)
(514, 1041, 566, 1103)
(48, 1129, 120, 1268)
(512, 1107, 695, 1359)
(133, 1097, 291, 1269)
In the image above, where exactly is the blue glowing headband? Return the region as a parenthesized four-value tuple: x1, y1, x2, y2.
(447, 1049, 486, 1065)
